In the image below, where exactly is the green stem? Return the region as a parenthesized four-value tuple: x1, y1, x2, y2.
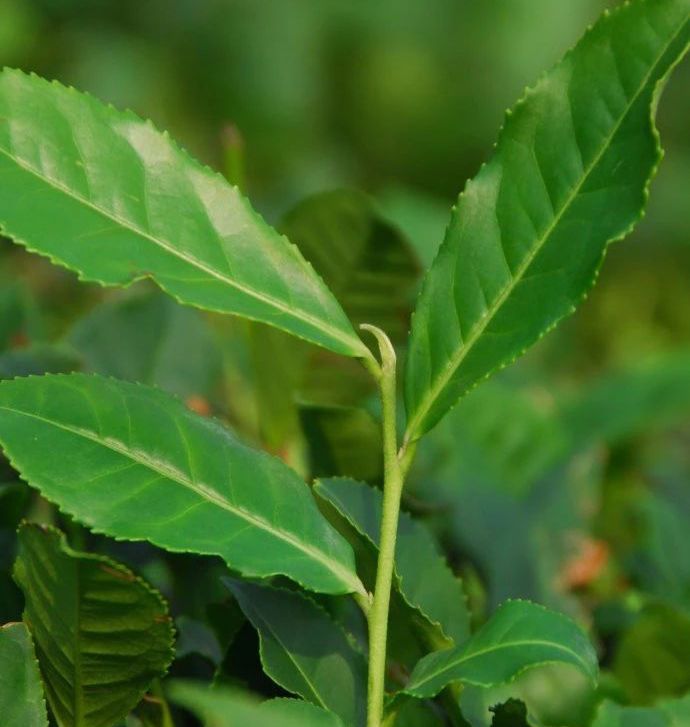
(361, 325, 405, 727)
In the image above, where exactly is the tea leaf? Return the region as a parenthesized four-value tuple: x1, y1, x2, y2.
(67, 291, 221, 398)
(170, 682, 345, 727)
(592, 700, 667, 727)
(13, 523, 174, 727)
(225, 579, 367, 727)
(281, 189, 420, 345)
(0, 622, 48, 727)
(0, 374, 363, 595)
(592, 695, 690, 727)
(404, 0, 690, 441)
(315, 477, 470, 645)
(405, 600, 597, 698)
(0, 69, 368, 359)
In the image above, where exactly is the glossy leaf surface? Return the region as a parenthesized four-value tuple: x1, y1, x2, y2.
(0, 373, 362, 595)
(315, 477, 470, 644)
(170, 682, 345, 727)
(0, 69, 367, 359)
(404, 0, 690, 441)
(225, 579, 367, 727)
(13, 523, 174, 727)
(405, 600, 597, 698)
(0, 622, 48, 727)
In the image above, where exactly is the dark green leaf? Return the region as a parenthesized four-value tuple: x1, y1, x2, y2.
(0, 373, 363, 595)
(490, 699, 530, 727)
(67, 290, 221, 398)
(280, 189, 420, 344)
(613, 603, 690, 704)
(0, 344, 78, 379)
(404, 0, 690, 441)
(315, 477, 470, 644)
(13, 523, 174, 727)
(405, 600, 597, 698)
(225, 579, 367, 727)
(0, 622, 48, 727)
(0, 69, 368, 359)
(302, 409, 382, 483)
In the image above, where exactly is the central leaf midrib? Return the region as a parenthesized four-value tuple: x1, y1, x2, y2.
(0, 405, 359, 592)
(0, 144, 364, 355)
(405, 13, 690, 441)
(410, 637, 590, 691)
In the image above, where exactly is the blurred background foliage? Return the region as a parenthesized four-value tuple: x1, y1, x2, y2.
(1, 0, 689, 725)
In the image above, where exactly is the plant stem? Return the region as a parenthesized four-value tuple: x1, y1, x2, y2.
(361, 325, 405, 727)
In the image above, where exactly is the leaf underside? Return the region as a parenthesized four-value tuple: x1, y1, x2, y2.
(404, 599, 598, 699)
(0, 373, 362, 595)
(13, 523, 174, 727)
(404, 0, 690, 442)
(0, 69, 367, 359)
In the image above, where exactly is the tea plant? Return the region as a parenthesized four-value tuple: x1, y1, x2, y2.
(0, 0, 688, 725)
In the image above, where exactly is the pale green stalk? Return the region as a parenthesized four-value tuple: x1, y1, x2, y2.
(361, 325, 406, 727)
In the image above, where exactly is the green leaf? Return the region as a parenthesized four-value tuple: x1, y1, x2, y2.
(314, 477, 470, 645)
(67, 290, 221, 399)
(260, 699, 346, 727)
(0, 344, 79, 379)
(404, 0, 690, 442)
(280, 189, 420, 345)
(0, 373, 363, 595)
(0, 622, 48, 727)
(612, 603, 690, 704)
(0, 69, 368, 359)
(592, 700, 668, 727)
(13, 523, 174, 727)
(303, 409, 382, 483)
(404, 600, 597, 698)
(559, 349, 690, 455)
(225, 579, 367, 727)
(592, 695, 690, 727)
(170, 682, 345, 727)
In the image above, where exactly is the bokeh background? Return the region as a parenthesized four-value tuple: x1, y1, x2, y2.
(1, 1, 689, 725)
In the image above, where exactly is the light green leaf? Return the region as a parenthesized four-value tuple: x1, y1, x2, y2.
(225, 579, 367, 727)
(0, 69, 368, 359)
(0, 373, 363, 596)
(0, 622, 48, 727)
(404, 0, 690, 442)
(404, 600, 597, 698)
(592, 695, 690, 727)
(170, 682, 345, 727)
(67, 290, 221, 399)
(592, 700, 668, 727)
(13, 523, 174, 727)
(314, 478, 470, 645)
